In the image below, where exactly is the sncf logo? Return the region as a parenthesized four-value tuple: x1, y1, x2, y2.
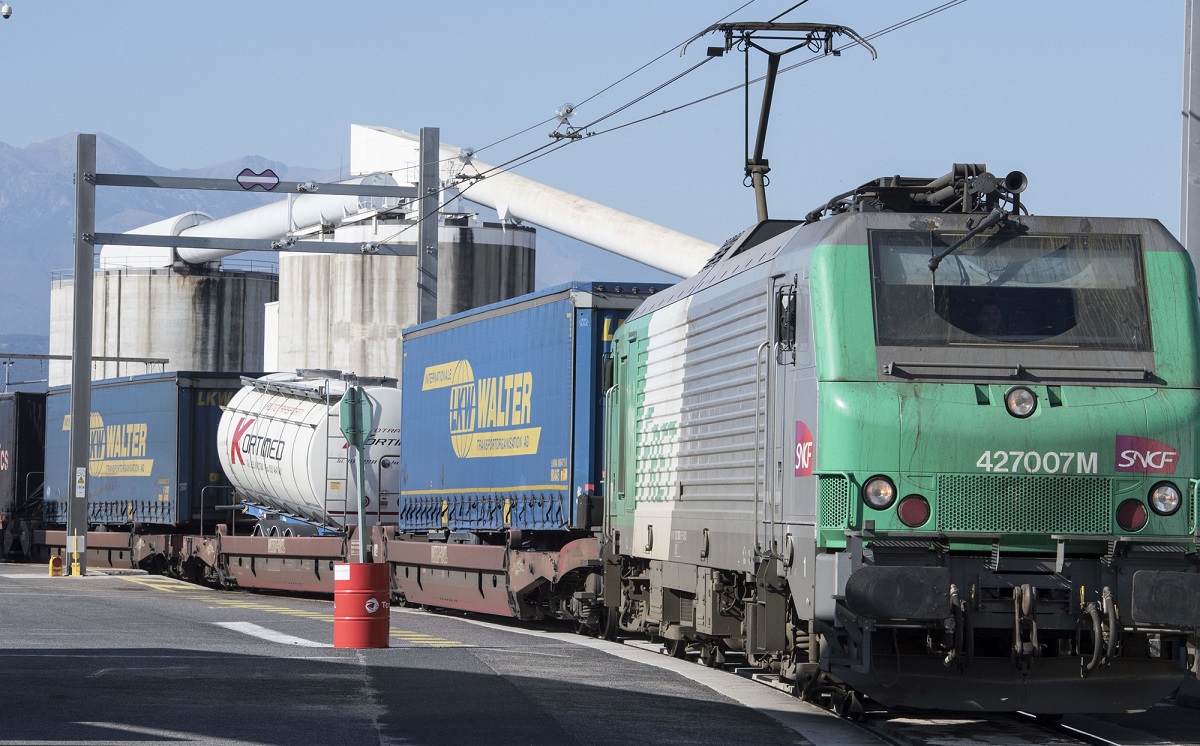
(794, 421, 815, 477)
(231, 417, 255, 465)
(1115, 435, 1180, 474)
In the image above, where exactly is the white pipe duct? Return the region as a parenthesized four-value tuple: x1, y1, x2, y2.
(99, 211, 213, 269)
(386, 131, 716, 278)
(173, 173, 400, 265)
(101, 174, 400, 268)
(110, 126, 719, 277)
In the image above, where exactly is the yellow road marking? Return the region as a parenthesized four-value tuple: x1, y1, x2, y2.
(120, 575, 469, 647)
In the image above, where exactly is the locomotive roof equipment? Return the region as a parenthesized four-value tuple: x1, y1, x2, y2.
(682, 21, 877, 221)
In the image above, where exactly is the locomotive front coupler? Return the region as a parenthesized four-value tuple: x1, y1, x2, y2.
(1076, 586, 1118, 678)
(1012, 583, 1040, 675)
(944, 583, 966, 670)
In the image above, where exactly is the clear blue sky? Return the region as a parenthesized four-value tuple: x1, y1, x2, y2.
(0, 1, 1187, 247)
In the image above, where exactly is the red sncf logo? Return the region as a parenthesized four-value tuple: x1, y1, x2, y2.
(1115, 434, 1180, 474)
(231, 417, 255, 465)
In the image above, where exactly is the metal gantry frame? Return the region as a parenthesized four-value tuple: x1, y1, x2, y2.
(67, 128, 441, 574)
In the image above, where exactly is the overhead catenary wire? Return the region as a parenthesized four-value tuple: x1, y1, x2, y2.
(585, 0, 969, 140)
(419, 1, 776, 188)
(371, 0, 970, 247)
(768, 0, 813, 24)
(475, 0, 761, 156)
(372, 0, 768, 246)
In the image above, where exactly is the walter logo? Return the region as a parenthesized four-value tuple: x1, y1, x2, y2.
(423, 359, 541, 459)
(66, 412, 154, 478)
(1115, 434, 1180, 474)
(794, 421, 815, 477)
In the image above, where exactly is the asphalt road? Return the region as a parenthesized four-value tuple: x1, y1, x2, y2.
(0, 566, 872, 746)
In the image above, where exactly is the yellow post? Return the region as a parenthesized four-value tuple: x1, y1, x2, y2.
(69, 530, 82, 577)
(48, 555, 63, 577)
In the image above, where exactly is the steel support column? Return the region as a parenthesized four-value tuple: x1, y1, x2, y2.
(68, 134, 95, 575)
(417, 127, 440, 324)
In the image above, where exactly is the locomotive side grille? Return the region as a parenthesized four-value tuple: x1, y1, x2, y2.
(1190, 479, 1198, 536)
(680, 595, 695, 626)
(937, 474, 1111, 534)
(819, 476, 850, 527)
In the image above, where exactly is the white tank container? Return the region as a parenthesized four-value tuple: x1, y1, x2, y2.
(217, 372, 401, 529)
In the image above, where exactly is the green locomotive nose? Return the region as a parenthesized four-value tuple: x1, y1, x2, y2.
(812, 221, 1200, 551)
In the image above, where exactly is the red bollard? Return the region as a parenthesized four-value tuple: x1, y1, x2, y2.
(333, 562, 391, 649)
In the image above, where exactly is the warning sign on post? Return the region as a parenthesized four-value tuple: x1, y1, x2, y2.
(74, 467, 86, 498)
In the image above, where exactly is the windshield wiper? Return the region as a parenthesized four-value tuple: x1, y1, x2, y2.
(927, 208, 1008, 275)
(884, 360, 1154, 381)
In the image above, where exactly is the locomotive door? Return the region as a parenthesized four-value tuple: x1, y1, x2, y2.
(763, 273, 814, 555)
(758, 276, 798, 557)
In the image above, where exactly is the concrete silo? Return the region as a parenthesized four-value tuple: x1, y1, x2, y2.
(272, 218, 534, 380)
(48, 212, 278, 386)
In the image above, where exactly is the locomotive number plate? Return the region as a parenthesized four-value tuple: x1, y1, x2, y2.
(975, 450, 1098, 475)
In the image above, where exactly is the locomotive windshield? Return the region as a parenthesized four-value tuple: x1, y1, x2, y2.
(870, 230, 1150, 351)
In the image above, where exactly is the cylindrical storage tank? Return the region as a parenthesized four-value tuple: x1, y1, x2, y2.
(48, 267, 278, 386)
(216, 372, 401, 529)
(436, 219, 537, 318)
(274, 220, 535, 382)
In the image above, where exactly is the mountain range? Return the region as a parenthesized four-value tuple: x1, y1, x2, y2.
(0, 133, 342, 339)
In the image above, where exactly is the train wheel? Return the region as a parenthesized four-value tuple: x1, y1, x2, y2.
(832, 689, 865, 721)
(665, 638, 688, 658)
(600, 607, 620, 641)
(699, 643, 725, 668)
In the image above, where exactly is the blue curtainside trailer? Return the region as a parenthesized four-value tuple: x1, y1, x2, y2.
(42, 372, 250, 528)
(398, 282, 668, 535)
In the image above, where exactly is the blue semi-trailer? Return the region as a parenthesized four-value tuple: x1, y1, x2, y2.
(42, 372, 247, 529)
(380, 281, 667, 619)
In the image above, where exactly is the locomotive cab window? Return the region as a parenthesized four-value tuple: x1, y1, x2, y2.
(869, 230, 1150, 351)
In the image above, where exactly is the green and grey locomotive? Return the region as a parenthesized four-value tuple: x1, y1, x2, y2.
(603, 164, 1200, 713)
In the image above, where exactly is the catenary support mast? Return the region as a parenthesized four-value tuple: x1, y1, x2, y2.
(1182, 0, 1200, 261)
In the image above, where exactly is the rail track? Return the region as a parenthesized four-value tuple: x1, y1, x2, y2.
(622, 636, 1179, 746)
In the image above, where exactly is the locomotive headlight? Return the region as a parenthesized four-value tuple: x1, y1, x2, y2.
(862, 476, 897, 510)
(1149, 482, 1182, 516)
(1004, 387, 1037, 418)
